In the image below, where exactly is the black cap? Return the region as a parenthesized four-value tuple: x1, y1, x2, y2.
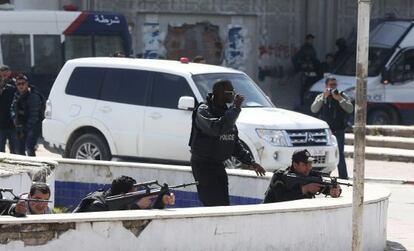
(292, 149, 315, 163)
(15, 73, 28, 81)
(0, 65, 10, 71)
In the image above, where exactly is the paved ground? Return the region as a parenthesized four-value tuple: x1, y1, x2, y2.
(331, 158, 414, 182)
(383, 183, 414, 251)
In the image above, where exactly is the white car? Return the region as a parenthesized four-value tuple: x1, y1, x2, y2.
(43, 57, 339, 173)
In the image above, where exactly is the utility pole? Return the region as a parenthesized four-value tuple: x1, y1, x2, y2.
(352, 0, 371, 250)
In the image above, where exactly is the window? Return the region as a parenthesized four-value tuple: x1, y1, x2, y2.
(192, 73, 273, 108)
(0, 34, 31, 72)
(94, 35, 124, 57)
(150, 72, 194, 109)
(34, 35, 63, 74)
(65, 67, 105, 99)
(389, 49, 414, 83)
(64, 35, 93, 60)
(100, 68, 150, 105)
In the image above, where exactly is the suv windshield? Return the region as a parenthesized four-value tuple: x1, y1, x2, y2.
(192, 73, 274, 108)
(335, 21, 411, 76)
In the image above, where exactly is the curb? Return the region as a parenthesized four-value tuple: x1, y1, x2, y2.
(345, 134, 414, 150)
(344, 151, 414, 163)
(363, 177, 411, 185)
(365, 126, 414, 138)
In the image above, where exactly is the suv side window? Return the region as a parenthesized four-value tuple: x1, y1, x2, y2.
(390, 49, 414, 84)
(65, 67, 105, 99)
(100, 68, 150, 105)
(150, 72, 194, 109)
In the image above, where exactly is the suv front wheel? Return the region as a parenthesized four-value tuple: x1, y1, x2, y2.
(69, 133, 111, 160)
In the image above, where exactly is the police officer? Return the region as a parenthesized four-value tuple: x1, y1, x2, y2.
(310, 77, 353, 179)
(189, 79, 266, 206)
(73, 175, 175, 212)
(0, 65, 17, 153)
(8, 182, 52, 216)
(263, 149, 341, 203)
(10, 74, 45, 156)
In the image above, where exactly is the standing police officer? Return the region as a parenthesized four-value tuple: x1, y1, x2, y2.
(10, 74, 45, 156)
(0, 65, 17, 153)
(189, 79, 266, 206)
(311, 77, 353, 179)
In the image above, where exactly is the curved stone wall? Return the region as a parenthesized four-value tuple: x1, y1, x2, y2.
(0, 157, 389, 251)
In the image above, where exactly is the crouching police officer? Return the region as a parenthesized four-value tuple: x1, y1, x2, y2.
(263, 149, 341, 203)
(189, 79, 266, 207)
(73, 176, 175, 212)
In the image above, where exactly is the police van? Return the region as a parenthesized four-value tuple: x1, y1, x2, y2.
(308, 20, 414, 125)
(0, 10, 131, 97)
(43, 57, 339, 173)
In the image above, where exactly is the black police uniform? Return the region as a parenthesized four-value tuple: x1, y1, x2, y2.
(73, 189, 165, 213)
(0, 81, 16, 153)
(189, 97, 254, 206)
(10, 86, 45, 156)
(263, 169, 330, 203)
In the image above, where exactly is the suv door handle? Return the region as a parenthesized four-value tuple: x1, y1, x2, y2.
(99, 106, 112, 113)
(148, 112, 162, 120)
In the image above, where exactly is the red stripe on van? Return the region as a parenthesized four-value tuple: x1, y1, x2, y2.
(64, 12, 89, 35)
(393, 103, 414, 110)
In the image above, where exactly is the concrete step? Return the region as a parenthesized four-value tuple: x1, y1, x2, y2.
(344, 145, 414, 163)
(345, 134, 414, 150)
(364, 125, 414, 138)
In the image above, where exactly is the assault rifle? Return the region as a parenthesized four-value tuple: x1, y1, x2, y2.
(0, 188, 52, 215)
(284, 173, 352, 194)
(0, 188, 52, 203)
(105, 181, 198, 210)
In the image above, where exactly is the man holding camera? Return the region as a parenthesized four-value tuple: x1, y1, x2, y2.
(311, 77, 353, 179)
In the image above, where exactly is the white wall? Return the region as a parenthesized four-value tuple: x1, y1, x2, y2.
(0, 158, 390, 250)
(0, 184, 389, 251)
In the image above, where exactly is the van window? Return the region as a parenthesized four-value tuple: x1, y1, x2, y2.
(65, 67, 105, 99)
(34, 35, 63, 74)
(0, 34, 31, 72)
(100, 68, 150, 105)
(95, 35, 124, 57)
(64, 35, 93, 60)
(150, 72, 194, 109)
(389, 49, 414, 83)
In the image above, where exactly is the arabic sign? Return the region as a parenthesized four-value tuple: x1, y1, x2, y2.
(94, 14, 121, 26)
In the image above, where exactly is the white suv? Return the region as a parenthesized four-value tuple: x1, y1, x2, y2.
(43, 57, 339, 173)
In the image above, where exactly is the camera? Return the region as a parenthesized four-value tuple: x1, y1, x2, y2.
(328, 88, 339, 95)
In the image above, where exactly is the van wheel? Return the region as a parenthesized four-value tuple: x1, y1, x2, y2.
(69, 133, 111, 160)
(367, 109, 397, 125)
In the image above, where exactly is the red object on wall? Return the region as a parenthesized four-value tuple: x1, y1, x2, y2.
(63, 4, 78, 11)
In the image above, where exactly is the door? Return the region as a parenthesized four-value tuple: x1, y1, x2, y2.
(141, 72, 195, 161)
(93, 68, 150, 156)
(386, 48, 414, 103)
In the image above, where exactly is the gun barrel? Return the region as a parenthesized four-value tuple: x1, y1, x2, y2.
(133, 180, 159, 188)
(337, 181, 353, 187)
(169, 181, 199, 189)
(0, 188, 13, 192)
